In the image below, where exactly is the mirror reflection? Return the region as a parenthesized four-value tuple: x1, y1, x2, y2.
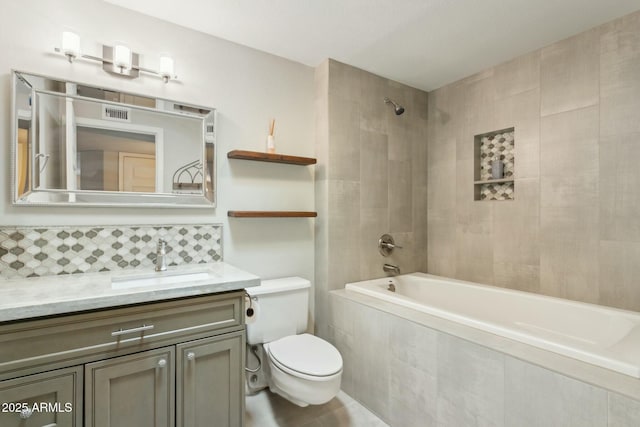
(13, 71, 216, 207)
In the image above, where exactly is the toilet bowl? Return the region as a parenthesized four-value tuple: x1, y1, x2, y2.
(245, 277, 343, 407)
(264, 333, 342, 406)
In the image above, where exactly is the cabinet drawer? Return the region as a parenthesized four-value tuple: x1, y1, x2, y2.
(0, 292, 242, 379)
(0, 365, 83, 427)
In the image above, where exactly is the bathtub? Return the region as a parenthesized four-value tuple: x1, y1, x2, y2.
(345, 273, 640, 378)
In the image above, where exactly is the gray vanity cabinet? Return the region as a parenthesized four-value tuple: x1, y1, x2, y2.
(0, 291, 246, 427)
(0, 365, 83, 426)
(85, 347, 175, 427)
(176, 331, 244, 427)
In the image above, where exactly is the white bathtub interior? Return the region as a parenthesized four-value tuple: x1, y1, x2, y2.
(346, 273, 640, 378)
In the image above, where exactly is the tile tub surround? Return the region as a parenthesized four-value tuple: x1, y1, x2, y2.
(328, 290, 640, 427)
(314, 59, 429, 339)
(0, 224, 222, 279)
(427, 10, 640, 311)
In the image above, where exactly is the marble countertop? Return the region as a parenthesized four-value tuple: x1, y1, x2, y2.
(0, 262, 260, 322)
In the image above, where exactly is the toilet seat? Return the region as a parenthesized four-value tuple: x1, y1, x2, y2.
(266, 334, 343, 379)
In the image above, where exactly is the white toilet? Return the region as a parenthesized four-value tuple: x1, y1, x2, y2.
(245, 277, 343, 407)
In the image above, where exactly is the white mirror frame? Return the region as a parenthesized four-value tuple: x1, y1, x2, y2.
(11, 70, 216, 208)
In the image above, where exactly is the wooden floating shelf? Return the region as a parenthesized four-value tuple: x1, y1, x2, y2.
(473, 178, 515, 185)
(228, 211, 318, 218)
(227, 150, 316, 166)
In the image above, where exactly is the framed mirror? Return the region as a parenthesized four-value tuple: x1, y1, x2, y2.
(12, 71, 216, 207)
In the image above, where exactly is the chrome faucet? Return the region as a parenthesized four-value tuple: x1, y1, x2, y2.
(383, 263, 400, 275)
(155, 239, 167, 272)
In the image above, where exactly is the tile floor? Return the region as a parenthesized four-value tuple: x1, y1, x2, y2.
(245, 390, 389, 427)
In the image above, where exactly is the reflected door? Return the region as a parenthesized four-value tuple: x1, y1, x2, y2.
(17, 128, 29, 197)
(118, 152, 156, 192)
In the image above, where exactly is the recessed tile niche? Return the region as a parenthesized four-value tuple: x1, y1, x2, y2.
(474, 128, 515, 201)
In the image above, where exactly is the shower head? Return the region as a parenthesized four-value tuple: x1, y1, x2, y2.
(384, 97, 405, 115)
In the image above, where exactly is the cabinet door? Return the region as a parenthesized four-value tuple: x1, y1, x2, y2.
(176, 331, 244, 427)
(85, 347, 175, 427)
(0, 365, 82, 427)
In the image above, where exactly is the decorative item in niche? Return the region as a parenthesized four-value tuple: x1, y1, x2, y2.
(0, 224, 222, 279)
(474, 128, 515, 201)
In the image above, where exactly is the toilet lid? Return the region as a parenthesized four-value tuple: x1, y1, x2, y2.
(267, 334, 343, 377)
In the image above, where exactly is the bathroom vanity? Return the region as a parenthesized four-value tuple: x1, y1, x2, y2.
(0, 262, 259, 427)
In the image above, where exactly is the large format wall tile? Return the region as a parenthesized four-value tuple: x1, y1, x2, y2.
(494, 50, 541, 99)
(599, 240, 640, 311)
(504, 357, 607, 427)
(609, 393, 640, 427)
(316, 59, 428, 336)
(540, 28, 600, 116)
(540, 106, 599, 178)
(427, 209, 457, 278)
(351, 304, 391, 421)
(539, 106, 600, 303)
(437, 334, 505, 427)
(359, 207, 390, 280)
(328, 180, 362, 291)
(492, 89, 540, 180)
(600, 12, 640, 137)
(360, 131, 389, 209)
(0, 224, 222, 279)
(539, 223, 599, 303)
(599, 133, 640, 242)
(493, 178, 539, 267)
(388, 160, 413, 233)
(388, 315, 438, 427)
(426, 10, 640, 312)
(328, 98, 361, 181)
(455, 229, 494, 285)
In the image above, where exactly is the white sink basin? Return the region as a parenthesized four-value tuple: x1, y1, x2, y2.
(111, 270, 210, 290)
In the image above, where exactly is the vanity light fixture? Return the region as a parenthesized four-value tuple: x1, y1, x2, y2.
(54, 31, 178, 83)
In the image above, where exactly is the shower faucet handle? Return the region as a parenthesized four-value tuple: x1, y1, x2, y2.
(381, 241, 402, 250)
(379, 234, 402, 256)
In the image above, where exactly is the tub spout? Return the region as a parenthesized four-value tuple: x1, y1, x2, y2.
(383, 263, 400, 275)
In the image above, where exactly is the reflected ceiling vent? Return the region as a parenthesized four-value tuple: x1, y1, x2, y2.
(102, 105, 131, 122)
(205, 122, 215, 142)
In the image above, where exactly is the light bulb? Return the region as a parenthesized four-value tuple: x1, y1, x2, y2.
(159, 55, 174, 82)
(61, 31, 80, 62)
(113, 44, 131, 70)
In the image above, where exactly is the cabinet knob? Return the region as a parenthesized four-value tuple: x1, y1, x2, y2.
(157, 358, 167, 368)
(187, 352, 196, 361)
(19, 408, 33, 419)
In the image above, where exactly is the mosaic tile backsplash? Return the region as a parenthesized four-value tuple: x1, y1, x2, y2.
(478, 129, 515, 201)
(479, 131, 515, 179)
(0, 224, 222, 279)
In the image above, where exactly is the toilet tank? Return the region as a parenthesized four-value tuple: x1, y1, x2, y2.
(245, 277, 310, 344)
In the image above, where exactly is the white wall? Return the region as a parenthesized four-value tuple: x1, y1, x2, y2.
(0, 0, 315, 282)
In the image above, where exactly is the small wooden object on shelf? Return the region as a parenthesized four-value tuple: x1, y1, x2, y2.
(228, 211, 317, 218)
(227, 150, 316, 166)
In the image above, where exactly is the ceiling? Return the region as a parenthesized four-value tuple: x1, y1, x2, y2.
(104, 0, 639, 91)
